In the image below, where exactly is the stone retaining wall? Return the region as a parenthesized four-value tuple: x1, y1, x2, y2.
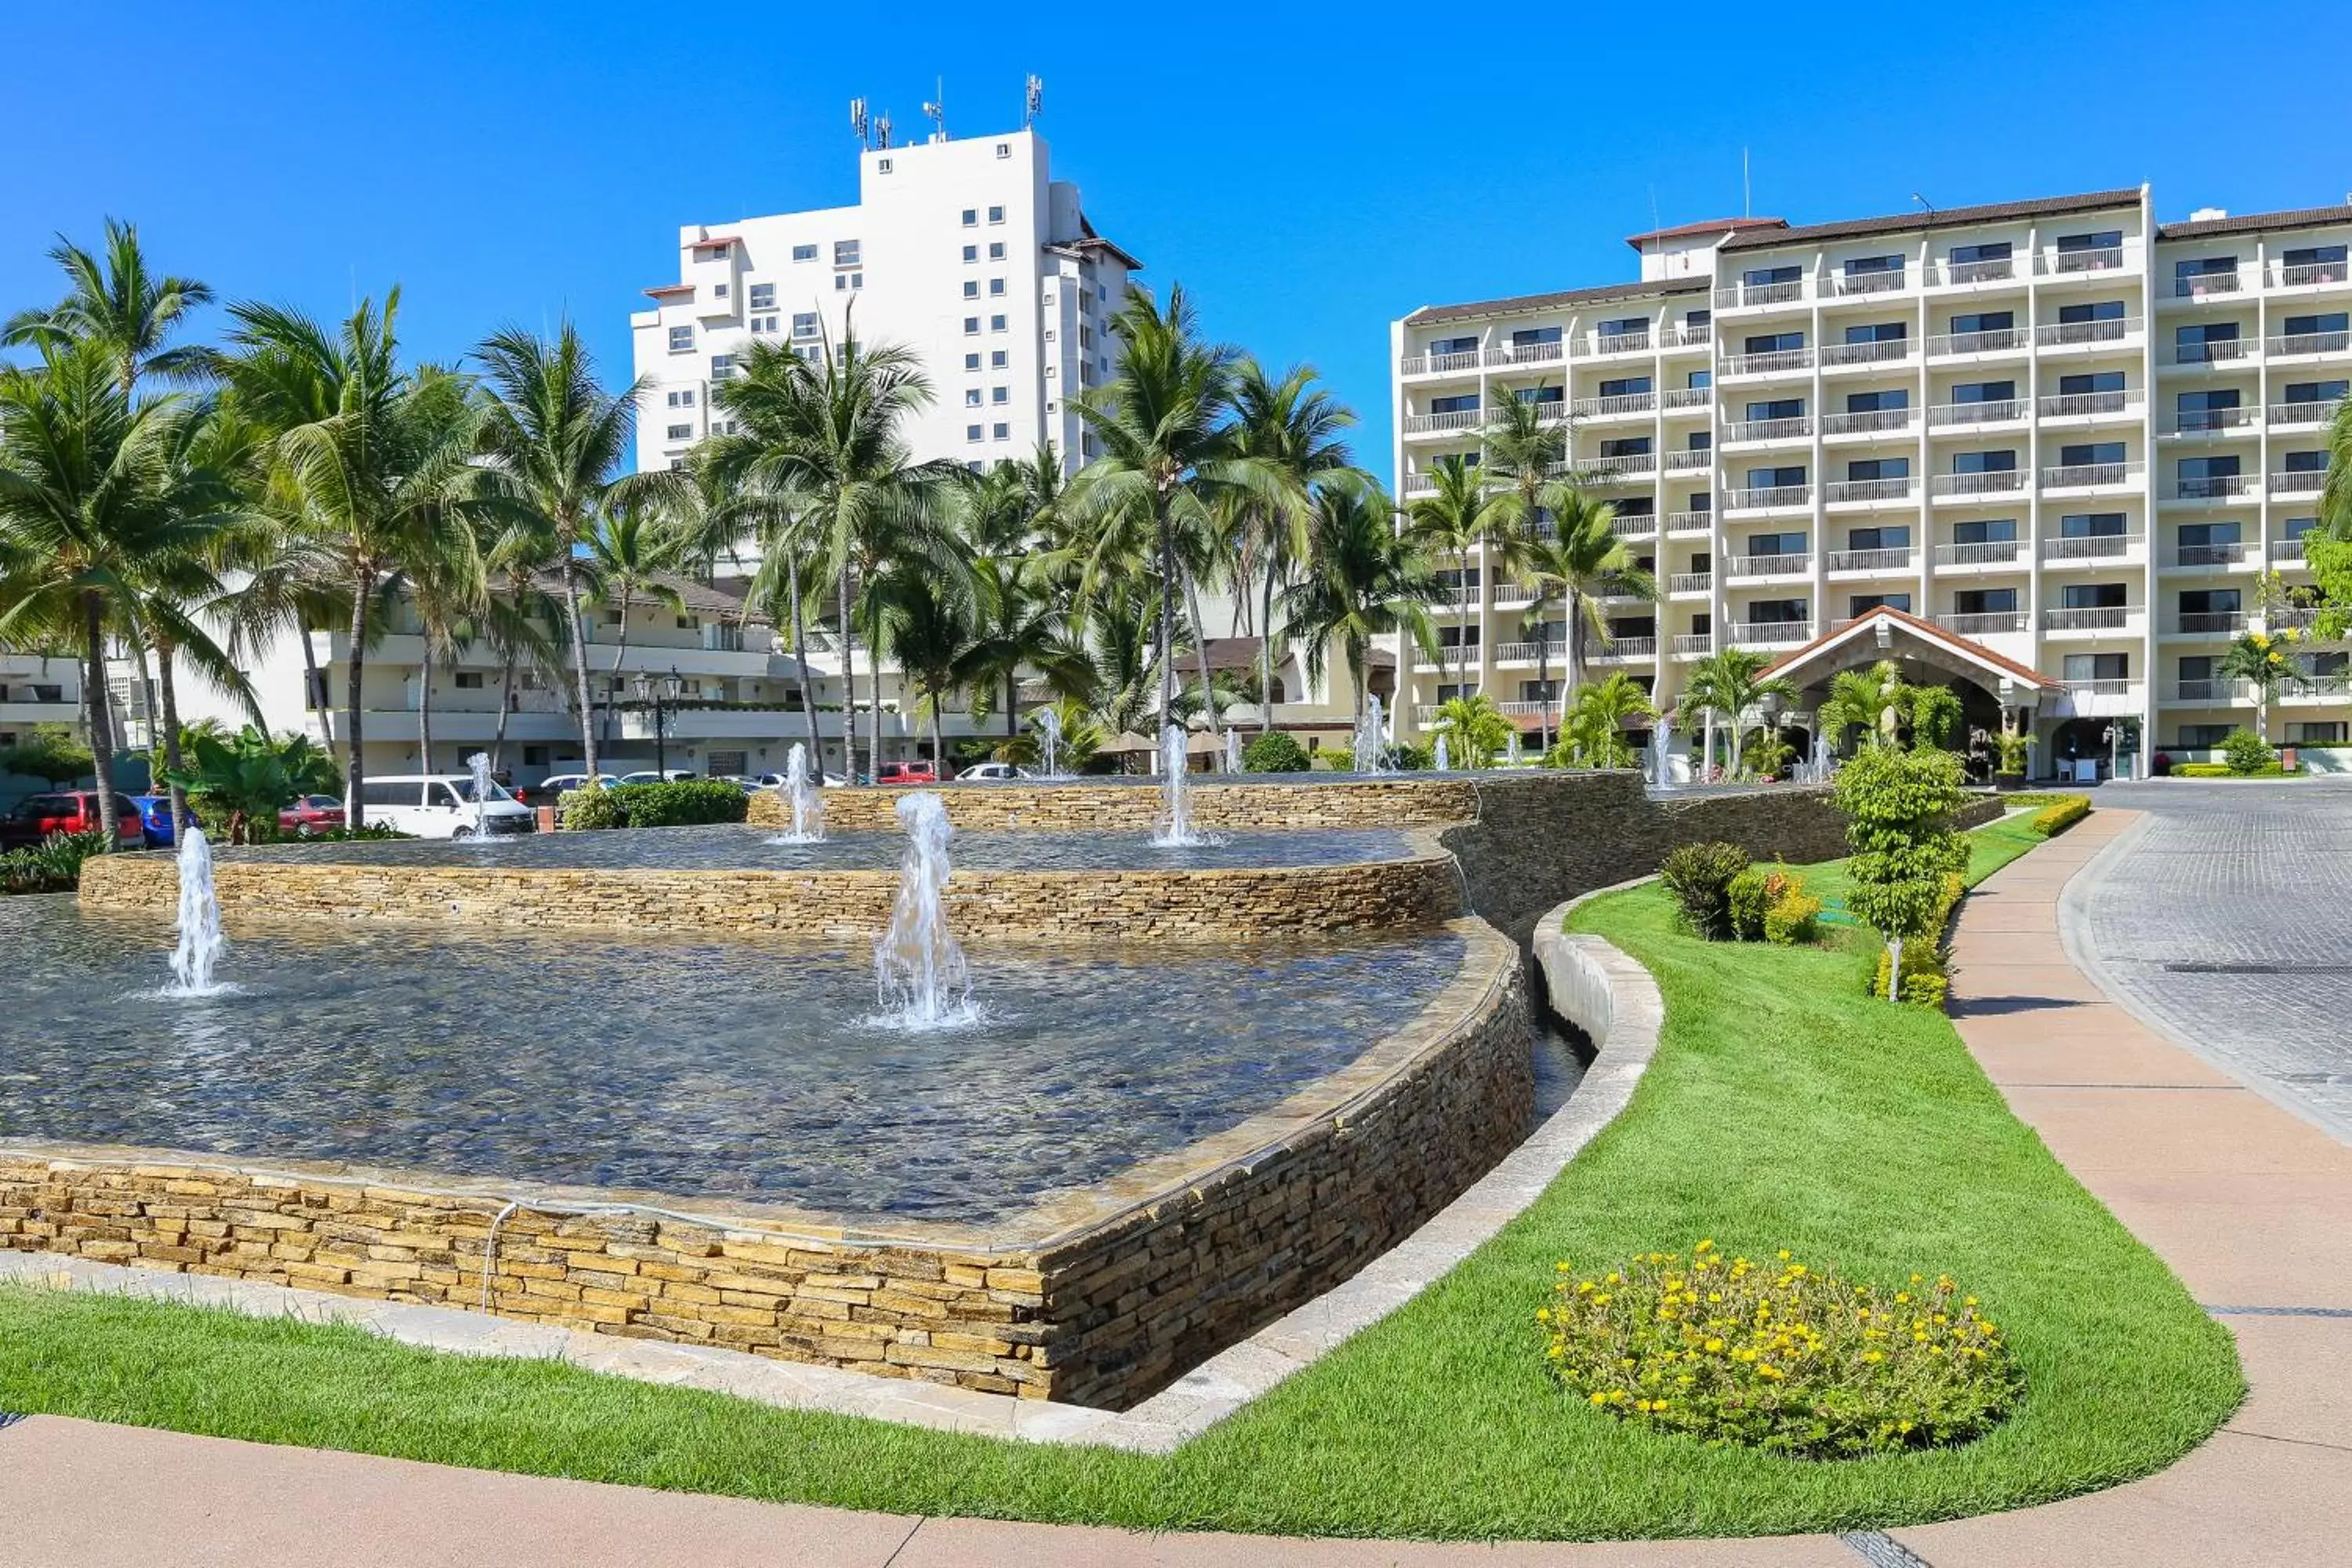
(747, 776, 1481, 833)
(78, 851, 1463, 942)
(0, 920, 1526, 1410)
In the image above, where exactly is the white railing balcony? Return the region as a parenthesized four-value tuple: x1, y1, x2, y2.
(2042, 459, 2144, 491)
(1933, 540, 2025, 567)
(2169, 678, 2252, 703)
(1660, 323, 1713, 349)
(1727, 553, 1812, 578)
(1725, 416, 1812, 444)
(1403, 407, 1485, 434)
(1929, 399, 2028, 427)
(1726, 483, 1812, 510)
(1937, 611, 2029, 636)
(1930, 469, 2026, 497)
(1726, 620, 1814, 646)
(1828, 546, 1915, 572)
(1401, 349, 1482, 376)
(2034, 316, 2141, 350)
(1591, 636, 1657, 659)
(1933, 256, 2021, 287)
(1715, 278, 1810, 310)
(2161, 406, 2259, 436)
(1663, 386, 1713, 410)
(2170, 339, 2254, 365)
(1486, 341, 1564, 368)
(2273, 537, 2308, 563)
(1402, 473, 1437, 497)
(1929, 327, 2030, 357)
(1592, 330, 1653, 356)
(1819, 337, 1914, 368)
(1491, 640, 1566, 664)
(2061, 678, 2138, 699)
(1492, 584, 1538, 608)
(2271, 469, 2331, 495)
(1820, 407, 1915, 437)
(2169, 474, 2255, 500)
(2283, 674, 2352, 698)
(1610, 513, 1659, 538)
(1671, 633, 1715, 655)
(2039, 388, 2140, 419)
(1721, 347, 1814, 376)
(2267, 329, 2352, 358)
(1826, 267, 1911, 298)
(1824, 477, 1917, 505)
(1666, 510, 1715, 534)
(2042, 531, 2143, 561)
(2169, 543, 2249, 568)
(1665, 448, 1715, 471)
(2043, 606, 2134, 631)
(2271, 608, 2322, 631)
(2168, 611, 2247, 635)
(1581, 453, 1658, 481)
(2174, 270, 2245, 299)
(2037, 245, 2132, 278)
(1668, 572, 1714, 595)
(2268, 401, 2338, 428)
(1497, 701, 1551, 717)
(2272, 260, 2352, 289)
(1573, 391, 1659, 419)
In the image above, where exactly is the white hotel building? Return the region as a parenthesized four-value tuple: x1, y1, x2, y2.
(1390, 187, 2351, 779)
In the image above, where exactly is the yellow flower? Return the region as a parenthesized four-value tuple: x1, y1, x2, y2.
(1862, 1350, 1883, 1363)
(1590, 1392, 1610, 1406)
(1704, 1338, 1725, 1352)
(1695, 1239, 1715, 1253)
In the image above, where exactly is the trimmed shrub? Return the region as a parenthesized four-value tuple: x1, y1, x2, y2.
(1542, 1242, 2021, 1459)
(1392, 741, 1434, 771)
(1835, 747, 1970, 999)
(1726, 866, 1773, 942)
(1241, 731, 1312, 775)
(557, 784, 622, 829)
(2223, 728, 2275, 775)
(564, 779, 749, 829)
(1868, 871, 1965, 1006)
(1763, 890, 1824, 946)
(1660, 841, 1750, 940)
(2030, 796, 2090, 837)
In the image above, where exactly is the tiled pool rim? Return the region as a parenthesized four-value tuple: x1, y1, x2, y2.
(0, 888, 1659, 1449)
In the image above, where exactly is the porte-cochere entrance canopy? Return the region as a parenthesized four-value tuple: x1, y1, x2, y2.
(1759, 606, 2056, 716)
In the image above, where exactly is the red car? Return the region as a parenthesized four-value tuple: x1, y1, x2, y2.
(0, 790, 143, 851)
(277, 794, 347, 837)
(875, 760, 942, 785)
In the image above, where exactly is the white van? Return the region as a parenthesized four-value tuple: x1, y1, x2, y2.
(356, 775, 538, 839)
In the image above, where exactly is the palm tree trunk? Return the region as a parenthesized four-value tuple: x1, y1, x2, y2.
(560, 556, 598, 779)
(489, 643, 517, 775)
(79, 592, 120, 851)
(1559, 587, 1585, 756)
(126, 630, 157, 761)
(1006, 672, 1018, 744)
(154, 638, 190, 833)
(837, 570, 859, 780)
(604, 591, 633, 755)
(787, 557, 821, 770)
(418, 643, 436, 773)
(1534, 639, 1552, 757)
(1156, 495, 1176, 731)
(299, 619, 331, 749)
(1474, 552, 1494, 699)
(1260, 567, 1277, 734)
(1185, 568, 1218, 743)
(344, 564, 371, 829)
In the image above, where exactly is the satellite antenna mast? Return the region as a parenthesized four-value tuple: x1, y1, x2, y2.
(1024, 74, 1044, 127)
(850, 97, 869, 147)
(875, 111, 893, 150)
(922, 77, 946, 141)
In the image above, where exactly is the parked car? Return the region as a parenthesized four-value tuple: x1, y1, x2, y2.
(617, 769, 697, 786)
(354, 775, 535, 839)
(278, 794, 347, 837)
(955, 762, 1029, 782)
(0, 790, 143, 851)
(875, 760, 942, 785)
(126, 793, 176, 849)
(524, 773, 617, 807)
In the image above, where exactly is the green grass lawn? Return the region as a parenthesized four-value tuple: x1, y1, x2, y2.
(0, 811, 2240, 1540)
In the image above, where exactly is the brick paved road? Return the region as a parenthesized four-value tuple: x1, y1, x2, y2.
(2071, 778, 2352, 1143)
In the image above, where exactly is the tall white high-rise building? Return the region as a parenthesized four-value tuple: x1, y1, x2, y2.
(630, 126, 1138, 480)
(1391, 187, 2352, 779)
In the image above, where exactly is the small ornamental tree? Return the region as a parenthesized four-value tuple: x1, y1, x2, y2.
(1833, 746, 1971, 1000)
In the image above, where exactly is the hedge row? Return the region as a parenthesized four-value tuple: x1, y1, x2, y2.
(2029, 795, 2090, 837)
(557, 779, 749, 830)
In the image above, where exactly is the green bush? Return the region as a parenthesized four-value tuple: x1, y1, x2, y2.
(1868, 871, 1965, 1007)
(1728, 862, 1823, 946)
(0, 829, 113, 895)
(0, 725, 94, 785)
(1763, 890, 1824, 946)
(1726, 866, 1773, 941)
(1241, 732, 1312, 774)
(1659, 841, 1750, 941)
(2172, 760, 2288, 779)
(2222, 728, 2275, 775)
(1392, 741, 1434, 771)
(1542, 1242, 2021, 1459)
(2030, 796, 2090, 837)
(560, 779, 747, 830)
(303, 823, 410, 843)
(1835, 747, 1970, 999)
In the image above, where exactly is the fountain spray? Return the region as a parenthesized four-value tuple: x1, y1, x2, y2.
(1035, 706, 1063, 778)
(1152, 725, 1221, 847)
(1433, 735, 1450, 772)
(873, 791, 973, 1028)
(165, 825, 227, 997)
(1352, 695, 1388, 775)
(771, 742, 826, 842)
(467, 753, 492, 838)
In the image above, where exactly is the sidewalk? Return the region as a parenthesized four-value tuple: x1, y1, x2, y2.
(3, 810, 2345, 1566)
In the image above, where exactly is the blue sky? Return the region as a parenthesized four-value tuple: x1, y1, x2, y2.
(6, 2, 2347, 471)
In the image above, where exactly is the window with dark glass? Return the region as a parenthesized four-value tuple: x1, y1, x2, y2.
(1600, 435, 1652, 458)
(1744, 331, 1805, 354)
(2285, 379, 2350, 405)
(2061, 583, 2128, 608)
(1952, 380, 2016, 403)
(1511, 325, 1563, 346)
(2058, 442, 2126, 466)
(1951, 310, 2015, 334)
(1846, 458, 1910, 481)
(1955, 587, 2017, 613)
(2060, 512, 2126, 538)
(1599, 376, 1653, 397)
(1747, 532, 1806, 556)
(1953, 519, 2018, 544)
(1846, 388, 1910, 411)
(1848, 525, 1911, 550)
(2058, 299, 2125, 323)
(1744, 398, 1802, 420)
(1954, 449, 2018, 473)
(1849, 593, 1913, 614)
(1743, 264, 1801, 286)
(1745, 465, 1806, 488)
(1844, 321, 1907, 343)
(2060, 371, 2126, 394)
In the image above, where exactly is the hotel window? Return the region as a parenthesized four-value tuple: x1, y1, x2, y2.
(1597, 316, 1648, 340)
(2055, 230, 2123, 270)
(1949, 241, 2012, 268)
(2060, 512, 2127, 539)
(1513, 325, 1563, 347)
(2292, 722, 2349, 744)
(792, 312, 818, 339)
(1952, 520, 2016, 546)
(2060, 370, 2125, 396)
(1950, 310, 2013, 336)
(1850, 593, 1912, 615)
(667, 325, 693, 352)
(1846, 457, 1909, 481)
(964, 353, 982, 371)
(1953, 449, 2017, 474)
(748, 283, 775, 310)
(1844, 253, 1904, 284)
(1744, 330, 1804, 354)
(995, 142, 1011, 158)
(1687, 369, 1711, 390)
(1430, 336, 1478, 357)
(993, 423, 1010, 441)
(2283, 448, 2330, 474)
(791, 243, 817, 262)
(964, 388, 982, 407)
(2176, 322, 2241, 361)
(989, 278, 1005, 296)
(2283, 312, 2350, 343)
(2064, 653, 2129, 682)
(711, 281, 729, 299)
(1430, 393, 1479, 415)
(2057, 442, 2126, 470)
(666, 423, 692, 441)
(962, 209, 978, 225)
(1743, 263, 1801, 287)
(833, 239, 860, 266)
(987, 205, 1004, 223)
(988, 241, 1006, 260)
(1952, 380, 2015, 405)
(1744, 397, 1802, 421)
(964, 281, 980, 299)
(2058, 299, 2125, 325)
(1515, 385, 1564, 405)
(964, 317, 981, 335)
(962, 245, 978, 263)
(1954, 586, 2017, 615)
(2176, 724, 2233, 747)
(1599, 376, 1651, 397)
(990, 314, 1007, 332)
(2174, 255, 2238, 296)
(665, 389, 695, 408)
(708, 354, 735, 379)
(1847, 388, 1907, 411)
(2061, 583, 2128, 610)
(1747, 466, 1806, 489)
(1845, 320, 1907, 344)
(1849, 524, 1909, 550)
(967, 424, 983, 441)
(991, 386, 1008, 405)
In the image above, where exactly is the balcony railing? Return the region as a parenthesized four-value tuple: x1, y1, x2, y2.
(1825, 268, 1911, 298)
(1490, 641, 1566, 664)
(2267, 329, 2352, 358)
(2040, 388, 2138, 419)
(1592, 636, 1658, 659)
(1933, 256, 2020, 287)
(2274, 537, 2308, 562)
(2169, 612, 2247, 634)
(1592, 330, 1653, 356)
(1828, 546, 1915, 572)
(1672, 633, 1714, 655)
(2038, 245, 2130, 277)
(1715, 279, 1809, 309)
(2271, 469, 2331, 495)
(1486, 341, 1564, 368)
(2061, 678, 2137, 699)
(1928, 327, 2030, 357)
(1399, 349, 1481, 376)
(1824, 477, 1916, 505)
(2171, 339, 2253, 365)
(1665, 448, 1714, 471)
(2169, 678, 2251, 703)
(2034, 315, 2140, 349)
(2043, 606, 2133, 630)
(1726, 620, 1815, 645)
(2041, 459, 2144, 490)
(1819, 337, 1914, 368)
(1721, 347, 1814, 376)
(2269, 401, 2337, 428)
(1726, 483, 1812, 510)
(1402, 408, 1484, 434)
(2273, 260, 2352, 289)
(1725, 416, 1811, 444)
(1581, 453, 1659, 481)
(1930, 469, 2026, 497)
(1668, 572, 1714, 594)
(2174, 270, 2244, 299)
(1574, 391, 1658, 419)
(2169, 474, 2253, 499)
(1402, 473, 1437, 497)
(1929, 399, 2027, 426)
(1661, 323, 1713, 349)
(1937, 611, 2028, 635)
(2042, 532, 2143, 561)
(1933, 540, 2024, 567)
(1820, 407, 1915, 436)
(1663, 386, 1713, 410)
(2162, 406, 2259, 435)
(2170, 543, 2248, 568)
(1727, 553, 1812, 577)
(1665, 510, 1715, 534)
(1610, 513, 1659, 538)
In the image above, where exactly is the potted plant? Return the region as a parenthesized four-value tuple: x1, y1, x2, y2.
(1991, 730, 2029, 790)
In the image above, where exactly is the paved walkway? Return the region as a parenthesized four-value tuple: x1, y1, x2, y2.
(4, 809, 2347, 1564)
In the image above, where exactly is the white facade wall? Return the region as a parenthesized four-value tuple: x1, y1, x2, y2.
(0, 653, 82, 746)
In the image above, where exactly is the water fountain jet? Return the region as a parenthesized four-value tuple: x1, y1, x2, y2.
(1035, 707, 1064, 778)
(466, 753, 493, 839)
(1152, 726, 1224, 847)
(872, 791, 975, 1029)
(164, 825, 227, 997)
(1352, 696, 1389, 775)
(768, 742, 826, 843)
(1432, 735, 1450, 772)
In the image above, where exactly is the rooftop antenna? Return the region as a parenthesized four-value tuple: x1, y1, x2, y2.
(850, 97, 869, 146)
(1024, 74, 1044, 127)
(922, 78, 946, 141)
(1913, 192, 1935, 214)
(875, 111, 893, 150)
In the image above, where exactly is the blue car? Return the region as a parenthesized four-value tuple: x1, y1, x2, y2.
(126, 794, 175, 849)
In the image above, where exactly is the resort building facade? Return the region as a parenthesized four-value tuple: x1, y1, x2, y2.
(1390, 187, 2352, 778)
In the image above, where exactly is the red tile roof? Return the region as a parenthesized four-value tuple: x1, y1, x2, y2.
(642, 284, 693, 299)
(1624, 216, 1787, 249)
(1760, 606, 2056, 691)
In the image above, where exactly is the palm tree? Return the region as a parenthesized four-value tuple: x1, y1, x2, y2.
(388, 540, 485, 775)
(1065, 285, 1288, 734)
(472, 322, 660, 782)
(1428, 692, 1515, 768)
(1559, 672, 1657, 768)
(1405, 455, 1493, 695)
(2, 218, 214, 397)
(1231, 362, 1353, 731)
(2220, 630, 2306, 744)
(1818, 659, 1909, 754)
(1480, 387, 1577, 697)
(1675, 648, 1797, 780)
(582, 499, 688, 752)
(217, 292, 485, 826)
(710, 327, 967, 781)
(875, 567, 978, 766)
(1278, 480, 1445, 720)
(960, 551, 1087, 746)
(1521, 492, 1657, 753)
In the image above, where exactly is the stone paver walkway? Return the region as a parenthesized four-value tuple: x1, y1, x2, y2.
(6, 809, 2350, 1565)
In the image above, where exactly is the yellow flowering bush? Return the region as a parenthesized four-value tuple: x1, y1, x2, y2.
(1541, 1243, 2021, 1458)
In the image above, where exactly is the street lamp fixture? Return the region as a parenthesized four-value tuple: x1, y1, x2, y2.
(634, 667, 685, 778)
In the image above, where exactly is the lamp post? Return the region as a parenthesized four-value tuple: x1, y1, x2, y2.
(635, 666, 684, 778)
